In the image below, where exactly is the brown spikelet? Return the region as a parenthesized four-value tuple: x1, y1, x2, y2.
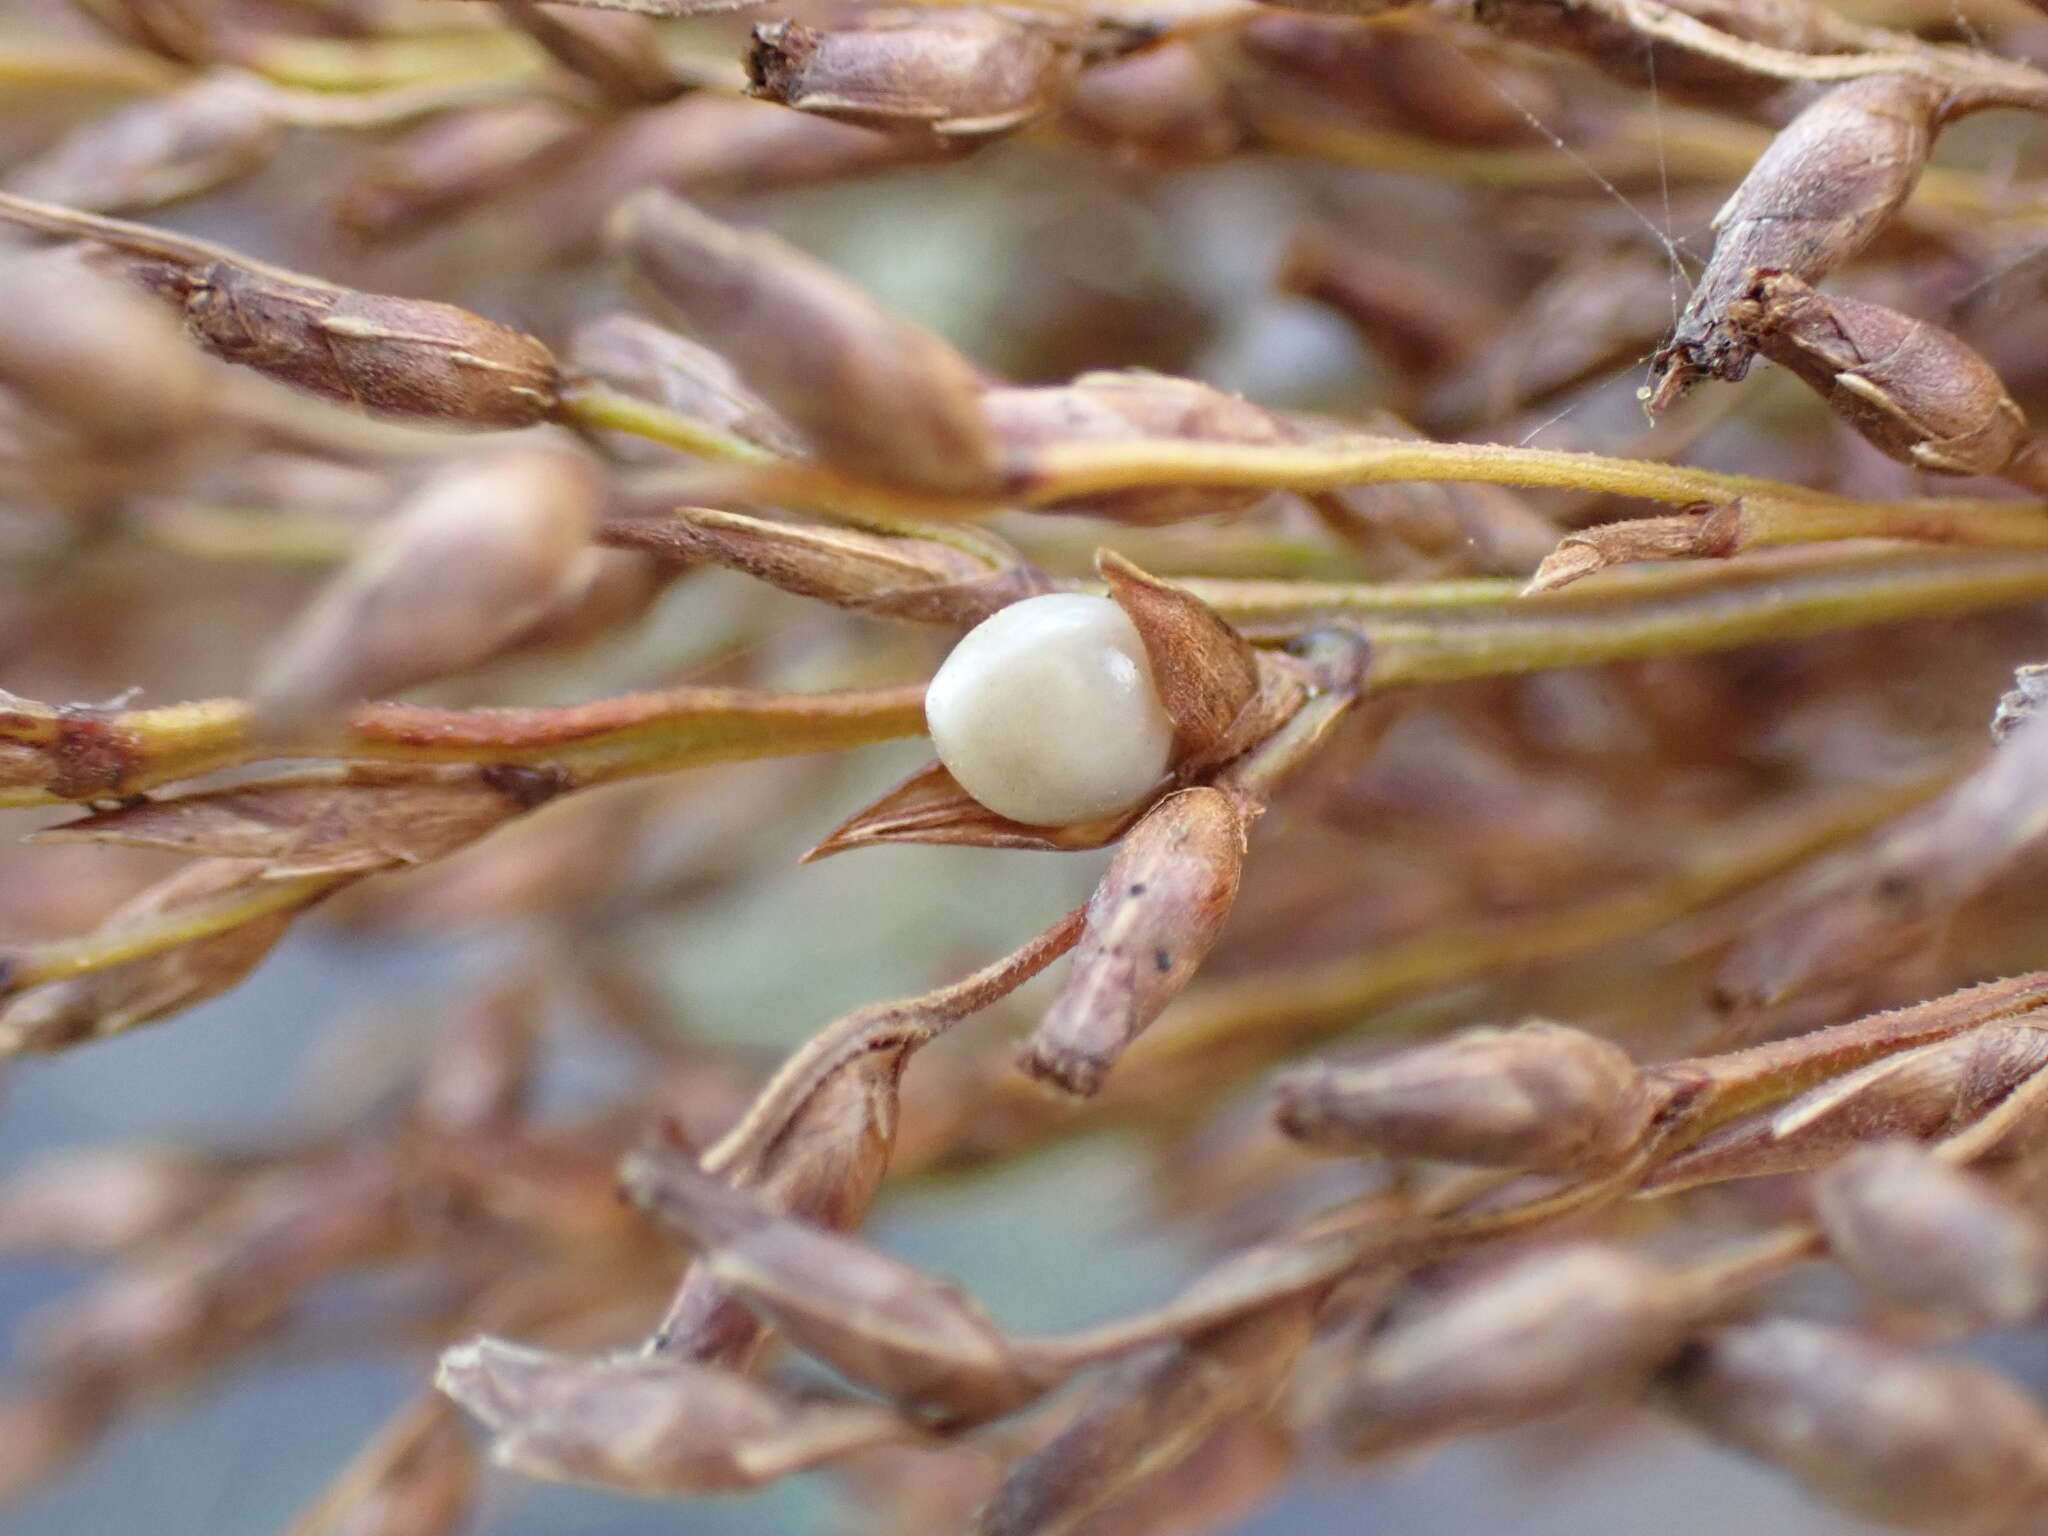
(1274, 1021, 1662, 1172)
(605, 507, 1049, 626)
(1650, 74, 1948, 406)
(32, 765, 560, 876)
(334, 101, 592, 244)
(0, 193, 570, 424)
(0, 1146, 222, 1258)
(973, 1300, 1316, 1536)
(1730, 273, 2040, 483)
(436, 1339, 919, 1493)
(746, 13, 1082, 139)
(611, 190, 1001, 494)
(9, 74, 282, 214)
(496, 0, 681, 105)
(1813, 1140, 2048, 1326)
(1664, 1320, 2048, 1532)
(252, 448, 600, 728)
(1022, 786, 1250, 1096)
(1331, 1245, 1696, 1455)
(625, 1149, 1053, 1421)
(650, 913, 1082, 1364)
(70, 0, 215, 64)
(0, 243, 207, 453)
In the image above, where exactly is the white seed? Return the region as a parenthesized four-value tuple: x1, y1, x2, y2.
(925, 593, 1174, 826)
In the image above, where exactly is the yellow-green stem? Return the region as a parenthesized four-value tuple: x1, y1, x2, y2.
(1015, 436, 1997, 514)
(555, 380, 778, 467)
(0, 872, 339, 994)
(0, 685, 929, 809)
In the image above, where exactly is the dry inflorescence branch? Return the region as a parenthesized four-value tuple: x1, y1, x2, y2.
(12, 0, 2048, 1532)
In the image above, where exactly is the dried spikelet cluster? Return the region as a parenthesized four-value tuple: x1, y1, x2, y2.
(12, 0, 2048, 1533)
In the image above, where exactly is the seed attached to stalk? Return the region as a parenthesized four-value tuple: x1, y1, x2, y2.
(924, 593, 1175, 827)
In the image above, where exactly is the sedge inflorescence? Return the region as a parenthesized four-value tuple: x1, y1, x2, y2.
(10, 0, 2048, 1533)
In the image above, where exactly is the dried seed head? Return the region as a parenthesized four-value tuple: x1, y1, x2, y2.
(1332, 1245, 1693, 1455)
(1274, 1020, 1657, 1172)
(1022, 786, 1250, 1096)
(623, 1151, 1045, 1422)
(1664, 1320, 2048, 1532)
(335, 100, 590, 244)
(0, 243, 206, 453)
(1813, 1140, 2048, 1327)
(567, 312, 807, 459)
(603, 507, 1048, 627)
(9, 73, 282, 214)
(436, 1338, 915, 1494)
(924, 593, 1176, 826)
(1651, 74, 1948, 406)
(1731, 274, 2037, 481)
(611, 190, 1000, 494)
(747, 13, 1079, 138)
(252, 449, 600, 728)
(983, 371, 1301, 523)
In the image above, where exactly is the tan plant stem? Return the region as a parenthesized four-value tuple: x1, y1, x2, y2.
(0, 683, 929, 809)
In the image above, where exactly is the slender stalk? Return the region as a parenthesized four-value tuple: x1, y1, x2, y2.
(1725, 498, 2048, 551)
(0, 872, 338, 994)
(1013, 436, 2001, 514)
(1362, 551, 2048, 685)
(554, 379, 778, 466)
(0, 684, 929, 808)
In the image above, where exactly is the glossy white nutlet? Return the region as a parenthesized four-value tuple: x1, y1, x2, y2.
(925, 593, 1174, 826)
